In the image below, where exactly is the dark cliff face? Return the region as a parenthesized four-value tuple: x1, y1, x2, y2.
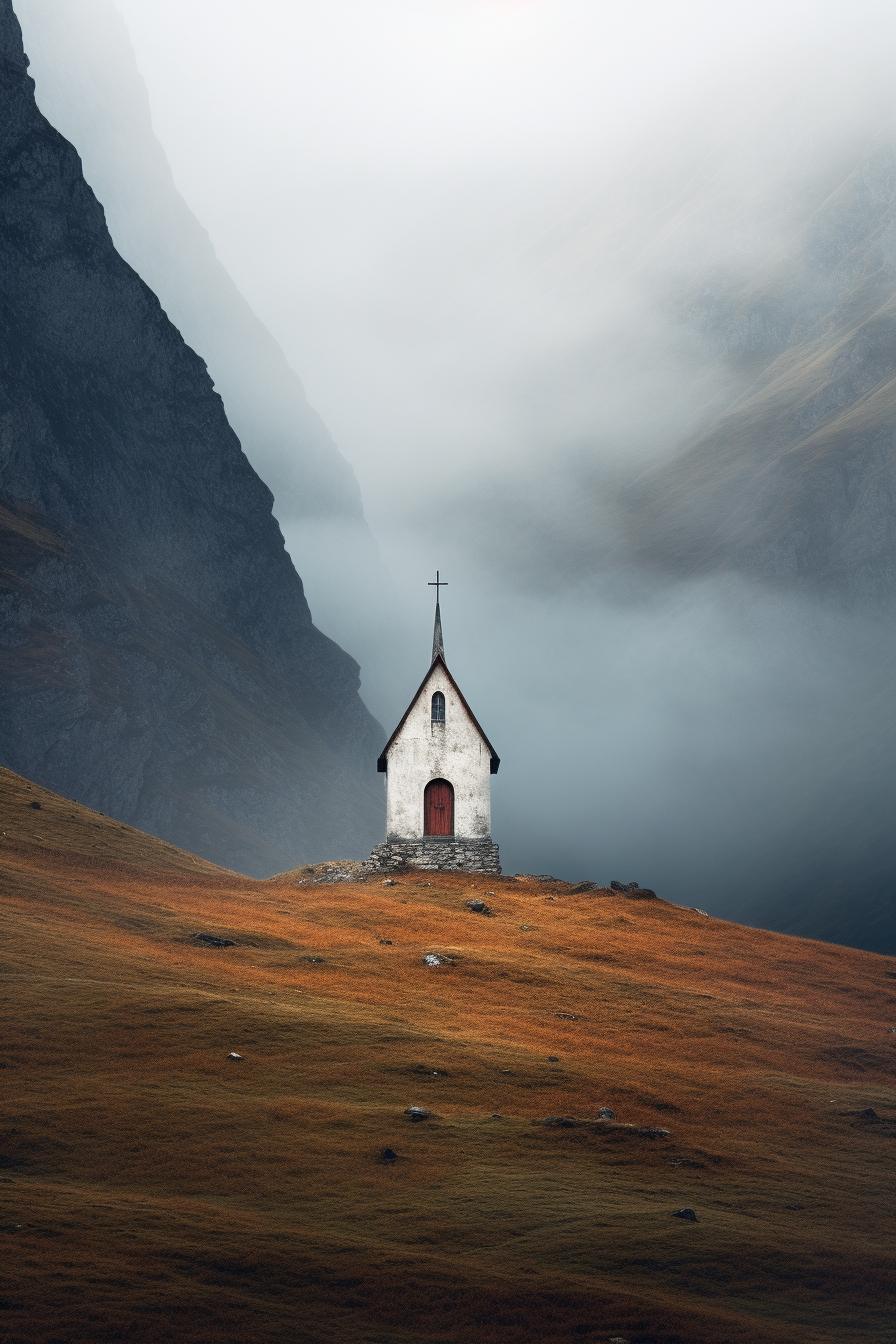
(12, 0, 395, 710)
(14, 0, 365, 529)
(0, 0, 385, 874)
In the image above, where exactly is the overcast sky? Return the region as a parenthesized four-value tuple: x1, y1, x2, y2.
(23, 0, 896, 909)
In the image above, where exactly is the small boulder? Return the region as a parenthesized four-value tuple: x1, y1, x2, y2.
(30, 800, 41, 809)
(422, 953, 452, 967)
(465, 899, 492, 915)
(597, 1107, 615, 1120)
(226, 1052, 243, 1062)
(404, 1107, 431, 1122)
(786, 1204, 804, 1210)
(382, 879, 396, 886)
(547, 1056, 560, 1062)
(379, 938, 392, 945)
(673, 1207, 698, 1221)
(376, 1148, 399, 1163)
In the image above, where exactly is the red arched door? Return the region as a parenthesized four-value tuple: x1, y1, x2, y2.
(424, 778, 454, 836)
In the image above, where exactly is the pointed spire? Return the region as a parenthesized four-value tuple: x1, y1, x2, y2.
(432, 601, 444, 664)
(428, 570, 447, 664)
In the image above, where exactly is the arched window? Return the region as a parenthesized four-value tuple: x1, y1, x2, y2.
(424, 778, 454, 835)
(431, 691, 445, 723)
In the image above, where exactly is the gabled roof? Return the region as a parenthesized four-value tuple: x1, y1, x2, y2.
(377, 654, 500, 774)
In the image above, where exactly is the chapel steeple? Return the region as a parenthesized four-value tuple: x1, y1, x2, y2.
(366, 572, 501, 875)
(429, 570, 446, 664)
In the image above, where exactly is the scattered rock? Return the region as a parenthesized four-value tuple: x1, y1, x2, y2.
(376, 1148, 399, 1164)
(673, 1207, 698, 1221)
(412, 1065, 448, 1076)
(465, 899, 492, 915)
(382, 879, 396, 886)
(422, 953, 452, 967)
(569, 881, 598, 893)
(193, 933, 235, 948)
(379, 939, 392, 945)
(537, 1116, 669, 1140)
(610, 879, 639, 891)
(690, 908, 709, 916)
(556, 1012, 579, 1021)
(29, 800, 41, 809)
(490, 1113, 501, 1118)
(597, 1107, 615, 1120)
(4, 1223, 23, 1232)
(786, 1204, 804, 1210)
(226, 1052, 243, 1061)
(404, 1107, 432, 1122)
(307, 956, 325, 964)
(547, 1056, 560, 1062)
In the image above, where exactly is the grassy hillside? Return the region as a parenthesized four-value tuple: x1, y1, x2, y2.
(2, 765, 894, 1343)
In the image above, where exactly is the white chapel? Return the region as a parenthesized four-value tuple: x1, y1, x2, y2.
(366, 576, 501, 874)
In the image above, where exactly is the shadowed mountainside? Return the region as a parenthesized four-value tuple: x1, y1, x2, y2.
(13, 0, 394, 670)
(0, 3, 385, 875)
(621, 134, 896, 606)
(13, 0, 364, 528)
(2, 763, 894, 1343)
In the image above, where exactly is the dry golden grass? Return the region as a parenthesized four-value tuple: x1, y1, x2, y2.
(2, 765, 894, 1344)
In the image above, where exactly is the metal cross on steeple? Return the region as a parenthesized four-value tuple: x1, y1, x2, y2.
(428, 571, 446, 664)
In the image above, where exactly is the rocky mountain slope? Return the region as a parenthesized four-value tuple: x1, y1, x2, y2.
(623, 135, 896, 607)
(0, 1, 385, 874)
(3, 764, 894, 1344)
(13, 0, 392, 672)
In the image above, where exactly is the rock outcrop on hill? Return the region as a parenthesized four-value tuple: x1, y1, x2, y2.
(0, 0, 385, 875)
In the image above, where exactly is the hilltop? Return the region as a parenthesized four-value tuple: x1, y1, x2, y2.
(2, 763, 894, 1344)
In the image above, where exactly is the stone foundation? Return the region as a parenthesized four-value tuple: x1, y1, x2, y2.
(364, 837, 501, 875)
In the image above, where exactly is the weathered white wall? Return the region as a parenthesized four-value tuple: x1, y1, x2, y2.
(384, 663, 493, 840)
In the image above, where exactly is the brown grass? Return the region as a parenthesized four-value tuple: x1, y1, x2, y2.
(2, 765, 894, 1343)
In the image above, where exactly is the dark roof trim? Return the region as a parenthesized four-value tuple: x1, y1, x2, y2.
(377, 654, 500, 774)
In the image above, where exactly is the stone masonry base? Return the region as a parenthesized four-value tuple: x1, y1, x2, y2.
(365, 837, 501, 875)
